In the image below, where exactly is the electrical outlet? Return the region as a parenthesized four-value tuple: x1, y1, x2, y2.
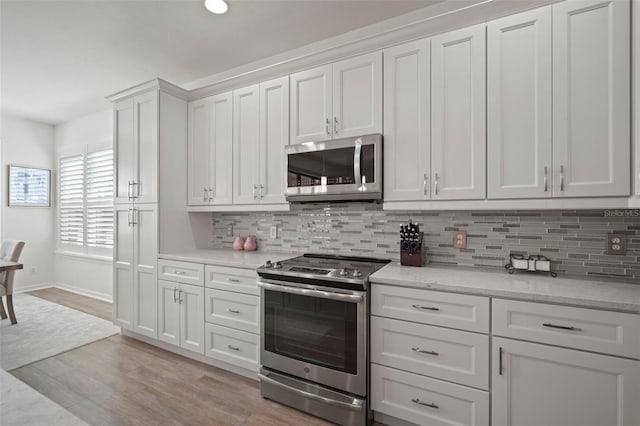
(607, 233, 626, 255)
(453, 231, 467, 249)
(31, 267, 36, 274)
(226, 224, 233, 237)
(270, 225, 278, 239)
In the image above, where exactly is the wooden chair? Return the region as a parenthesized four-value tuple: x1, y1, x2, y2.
(0, 241, 25, 324)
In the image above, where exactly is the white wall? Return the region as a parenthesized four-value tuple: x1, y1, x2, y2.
(53, 109, 113, 301)
(0, 114, 55, 290)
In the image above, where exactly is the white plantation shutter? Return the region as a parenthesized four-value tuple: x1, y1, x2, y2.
(86, 149, 113, 249)
(59, 155, 85, 246)
(58, 147, 114, 256)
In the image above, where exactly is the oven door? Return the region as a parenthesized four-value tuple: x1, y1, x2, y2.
(258, 278, 367, 396)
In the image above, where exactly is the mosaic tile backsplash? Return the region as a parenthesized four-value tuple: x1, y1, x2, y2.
(212, 204, 640, 283)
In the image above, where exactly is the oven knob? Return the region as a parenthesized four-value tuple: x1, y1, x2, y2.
(339, 268, 349, 276)
(264, 260, 273, 269)
(353, 269, 363, 278)
(274, 262, 283, 269)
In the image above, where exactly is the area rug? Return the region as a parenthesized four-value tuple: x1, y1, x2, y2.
(0, 293, 120, 371)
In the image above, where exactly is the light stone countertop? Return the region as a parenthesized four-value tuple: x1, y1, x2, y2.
(158, 249, 295, 270)
(370, 264, 640, 314)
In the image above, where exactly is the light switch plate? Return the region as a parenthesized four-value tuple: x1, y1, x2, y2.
(270, 225, 278, 239)
(607, 233, 626, 255)
(453, 230, 467, 249)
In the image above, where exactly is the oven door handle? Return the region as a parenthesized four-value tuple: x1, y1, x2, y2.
(257, 281, 363, 303)
(258, 372, 364, 412)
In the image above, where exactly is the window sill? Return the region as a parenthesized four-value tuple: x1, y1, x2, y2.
(54, 250, 113, 263)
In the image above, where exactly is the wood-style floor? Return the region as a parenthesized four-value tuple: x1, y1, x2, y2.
(28, 287, 113, 322)
(12, 288, 335, 425)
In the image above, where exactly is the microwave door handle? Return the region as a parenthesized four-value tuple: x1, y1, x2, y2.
(353, 138, 362, 189)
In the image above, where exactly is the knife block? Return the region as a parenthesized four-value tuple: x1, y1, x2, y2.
(400, 232, 424, 267)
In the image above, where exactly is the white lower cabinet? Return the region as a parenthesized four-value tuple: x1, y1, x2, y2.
(204, 265, 260, 372)
(492, 337, 640, 426)
(158, 279, 204, 355)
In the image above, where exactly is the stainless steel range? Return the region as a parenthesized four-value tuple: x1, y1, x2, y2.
(257, 254, 390, 426)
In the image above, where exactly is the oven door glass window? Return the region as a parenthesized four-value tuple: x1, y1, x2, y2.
(263, 290, 358, 374)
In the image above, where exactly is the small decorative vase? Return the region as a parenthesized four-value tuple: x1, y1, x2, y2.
(232, 236, 245, 251)
(243, 235, 257, 251)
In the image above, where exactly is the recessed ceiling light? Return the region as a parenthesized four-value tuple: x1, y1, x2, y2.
(205, 0, 228, 14)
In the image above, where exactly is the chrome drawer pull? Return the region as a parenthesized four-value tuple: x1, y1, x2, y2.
(411, 398, 438, 409)
(227, 345, 240, 351)
(174, 270, 186, 275)
(412, 304, 439, 311)
(411, 347, 439, 356)
(227, 278, 241, 283)
(543, 323, 581, 331)
(227, 308, 241, 314)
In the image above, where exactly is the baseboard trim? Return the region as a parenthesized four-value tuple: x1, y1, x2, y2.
(14, 282, 58, 294)
(51, 283, 113, 303)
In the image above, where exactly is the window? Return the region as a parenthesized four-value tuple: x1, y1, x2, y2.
(59, 147, 113, 257)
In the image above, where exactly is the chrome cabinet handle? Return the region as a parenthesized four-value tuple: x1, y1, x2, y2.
(131, 208, 137, 226)
(127, 180, 133, 201)
(253, 184, 258, 200)
(128, 207, 133, 227)
(325, 118, 331, 135)
(434, 173, 439, 195)
(173, 287, 178, 303)
(260, 184, 264, 200)
(412, 304, 440, 311)
(412, 347, 439, 356)
(333, 117, 338, 134)
(544, 166, 548, 192)
(174, 271, 186, 275)
(227, 278, 240, 283)
(499, 347, 503, 375)
(411, 399, 438, 409)
(423, 173, 428, 196)
(209, 187, 214, 202)
(227, 344, 240, 351)
(543, 322, 581, 331)
(560, 165, 565, 191)
(178, 290, 184, 304)
(131, 181, 138, 199)
(227, 308, 241, 314)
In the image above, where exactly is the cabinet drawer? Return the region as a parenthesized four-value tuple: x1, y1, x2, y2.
(372, 285, 490, 333)
(371, 316, 489, 390)
(493, 299, 640, 359)
(205, 265, 258, 295)
(157, 259, 204, 285)
(205, 323, 259, 372)
(371, 364, 489, 426)
(205, 289, 259, 334)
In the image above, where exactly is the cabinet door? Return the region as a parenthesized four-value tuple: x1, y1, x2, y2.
(492, 337, 640, 426)
(187, 98, 211, 206)
(383, 39, 431, 201)
(113, 205, 133, 329)
(114, 99, 134, 205)
(636, 0, 640, 196)
(133, 90, 159, 203)
(488, 7, 552, 199)
(290, 64, 332, 144)
(233, 85, 261, 205)
(132, 204, 158, 338)
(432, 24, 486, 200)
(552, 0, 630, 197)
(211, 91, 234, 205)
(332, 52, 382, 138)
(158, 279, 180, 346)
(180, 283, 205, 354)
(259, 76, 289, 204)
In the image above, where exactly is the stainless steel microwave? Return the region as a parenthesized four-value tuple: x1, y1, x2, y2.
(285, 134, 382, 203)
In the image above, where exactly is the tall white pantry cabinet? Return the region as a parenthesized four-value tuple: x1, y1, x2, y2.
(110, 80, 189, 339)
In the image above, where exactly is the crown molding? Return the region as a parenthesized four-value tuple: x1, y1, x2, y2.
(106, 78, 189, 103)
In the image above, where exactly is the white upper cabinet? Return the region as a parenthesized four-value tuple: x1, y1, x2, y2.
(383, 39, 431, 202)
(233, 77, 289, 206)
(259, 76, 289, 204)
(488, 7, 552, 199)
(431, 24, 486, 200)
(332, 52, 383, 138)
(290, 51, 382, 144)
(635, 0, 640, 197)
(114, 90, 159, 205)
(290, 65, 332, 143)
(187, 98, 211, 206)
(552, 0, 630, 197)
(233, 84, 261, 204)
(187, 92, 233, 206)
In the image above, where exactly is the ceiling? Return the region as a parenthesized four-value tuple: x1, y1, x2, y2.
(1, 0, 439, 125)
